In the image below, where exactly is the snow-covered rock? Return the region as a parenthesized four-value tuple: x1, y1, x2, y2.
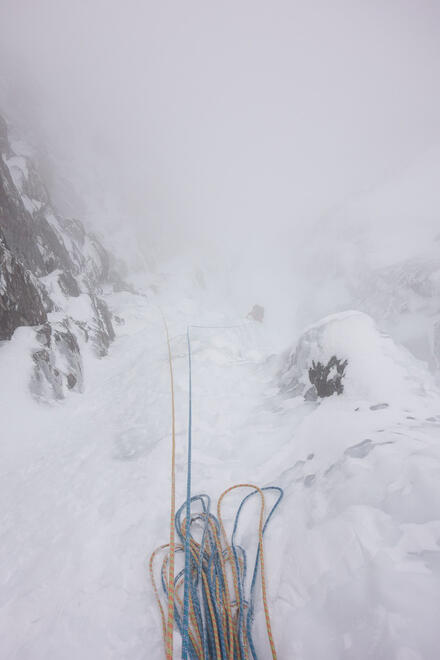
(355, 257, 440, 371)
(0, 112, 117, 399)
(31, 320, 83, 400)
(280, 311, 434, 404)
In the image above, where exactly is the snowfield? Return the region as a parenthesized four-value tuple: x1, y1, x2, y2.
(1, 277, 440, 660)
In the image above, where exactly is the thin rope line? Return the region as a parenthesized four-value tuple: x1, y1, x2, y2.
(160, 310, 177, 660)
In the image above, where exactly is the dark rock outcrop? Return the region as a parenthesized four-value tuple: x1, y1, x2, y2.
(0, 112, 113, 291)
(0, 115, 11, 157)
(58, 270, 80, 297)
(0, 150, 46, 275)
(89, 295, 115, 357)
(0, 111, 119, 400)
(308, 356, 348, 398)
(0, 230, 47, 340)
(31, 320, 83, 400)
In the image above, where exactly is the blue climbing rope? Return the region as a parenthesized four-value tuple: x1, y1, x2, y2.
(182, 323, 247, 659)
(181, 327, 193, 659)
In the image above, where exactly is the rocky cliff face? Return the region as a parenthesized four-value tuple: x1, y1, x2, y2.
(0, 227, 48, 337)
(0, 112, 119, 400)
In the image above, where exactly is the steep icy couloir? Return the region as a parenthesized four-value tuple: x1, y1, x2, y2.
(1, 275, 440, 660)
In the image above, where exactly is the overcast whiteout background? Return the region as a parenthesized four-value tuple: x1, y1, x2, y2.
(2, 1, 440, 274)
(1, 2, 440, 659)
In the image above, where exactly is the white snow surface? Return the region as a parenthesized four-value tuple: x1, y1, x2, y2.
(1, 274, 440, 660)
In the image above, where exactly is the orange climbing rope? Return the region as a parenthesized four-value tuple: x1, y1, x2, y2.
(159, 310, 177, 660)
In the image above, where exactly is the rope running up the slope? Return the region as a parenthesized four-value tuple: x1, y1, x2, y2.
(150, 322, 283, 659)
(153, 310, 177, 660)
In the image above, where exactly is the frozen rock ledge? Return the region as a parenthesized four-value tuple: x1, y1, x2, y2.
(279, 310, 435, 405)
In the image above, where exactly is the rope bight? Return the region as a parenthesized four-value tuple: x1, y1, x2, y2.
(149, 321, 284, 659)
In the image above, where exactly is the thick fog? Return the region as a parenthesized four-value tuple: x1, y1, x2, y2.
(3, 10, 440, 656)
(1, 0, 440, 330)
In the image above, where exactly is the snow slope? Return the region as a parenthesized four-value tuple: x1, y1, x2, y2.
(2, 269, 440, 660)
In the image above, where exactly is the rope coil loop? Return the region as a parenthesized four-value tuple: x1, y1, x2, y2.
(150, 486, 283, 659)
